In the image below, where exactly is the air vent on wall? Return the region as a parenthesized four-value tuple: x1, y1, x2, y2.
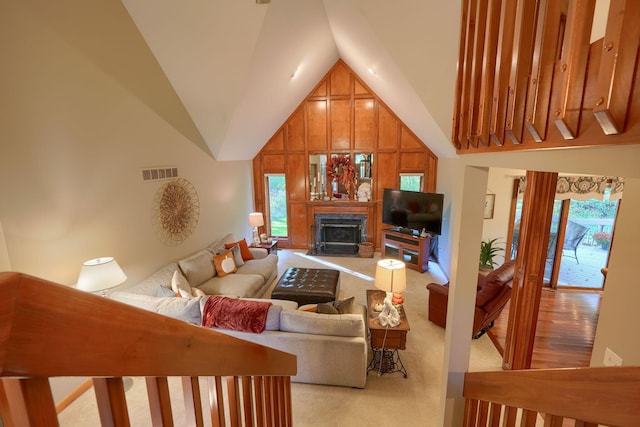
(142, 167, 178, 182)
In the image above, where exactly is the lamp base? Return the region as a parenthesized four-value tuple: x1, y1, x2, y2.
(378, 292, 401, 327)
(252, 227, 261, 246)
(391, 292, 403, 305)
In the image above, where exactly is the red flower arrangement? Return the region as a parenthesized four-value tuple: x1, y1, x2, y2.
(326, 155, 356, 191)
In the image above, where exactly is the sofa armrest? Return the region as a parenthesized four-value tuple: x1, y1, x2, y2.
(248, 247, 268, 259)
(426, 282, 450, 296)
(426, 282, 449, 328)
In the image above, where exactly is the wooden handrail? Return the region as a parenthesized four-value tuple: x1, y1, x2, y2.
(0, 272, 297, 426)
(463, 366, 640, 426)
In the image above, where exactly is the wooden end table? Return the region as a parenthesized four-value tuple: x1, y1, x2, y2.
(251, 240, 278, 254)
(366, 289, 410, 377)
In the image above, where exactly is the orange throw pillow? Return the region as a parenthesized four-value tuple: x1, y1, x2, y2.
(212, 251, 237, 277)
(225, 239, 254, 261)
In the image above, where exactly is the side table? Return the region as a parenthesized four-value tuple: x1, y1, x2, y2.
(251, 240, 278, 254)
(366, 289, 410, 377)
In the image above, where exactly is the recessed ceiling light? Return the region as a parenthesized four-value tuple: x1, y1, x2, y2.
(368, 67, 376, 75)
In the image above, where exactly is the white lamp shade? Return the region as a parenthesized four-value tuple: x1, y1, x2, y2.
(375, 259, 407, 293)
(77, 257, 127, 292)
(248, 212, 264, 227)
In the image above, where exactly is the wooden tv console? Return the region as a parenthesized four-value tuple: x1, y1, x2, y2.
(381, 228, 431, 272)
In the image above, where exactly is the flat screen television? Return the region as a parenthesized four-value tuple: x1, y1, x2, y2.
(382, 188, 444, 235)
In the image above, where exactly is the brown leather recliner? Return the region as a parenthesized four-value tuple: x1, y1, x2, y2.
(426, 260, 515, 339)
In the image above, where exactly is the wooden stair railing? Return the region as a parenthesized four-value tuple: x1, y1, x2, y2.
(453, 0, 640, 153)
(0, 272, 297, 426)
(463, 366, 640, 426)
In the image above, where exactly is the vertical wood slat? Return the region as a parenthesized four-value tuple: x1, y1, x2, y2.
(0, 378, 58, 427)
(145, 377, 174, 427)
(525, 0, 564, 142)
(264, 377, 274, 424)
(242, 376, 254, 426)
(182, 376, 204, 427)
(505, 0, 540, 144)
(553, 0, 596, 139)
(462, 398, 479, 426)
(253, 377, 265, 427)
(467, 0, 489, 147)
(490, 0, 519, 146)
(208, 376, 226, 427)
(93, 377, 131, 427)
(504, 406, 518, 426)
(488, 402, 502, 426)
(458, 0, 479, 148)
(593, 0, 640, 134)
(477, 0, 503, 145)
(226, 376, 241, 427)
(543, 414, 564, 426)
(521, 409, 538, 426)
(283, 377, 293, 427)
(452, 0, 471, 149)
(451, 0, 470, 149)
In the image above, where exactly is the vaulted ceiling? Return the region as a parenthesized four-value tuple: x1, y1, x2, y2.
(121, 0, 460, 161)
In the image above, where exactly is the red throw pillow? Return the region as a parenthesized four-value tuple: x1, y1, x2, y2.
(224, 239, 254, 261)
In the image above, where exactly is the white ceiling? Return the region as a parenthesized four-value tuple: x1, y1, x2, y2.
(121, 0, 461, 161)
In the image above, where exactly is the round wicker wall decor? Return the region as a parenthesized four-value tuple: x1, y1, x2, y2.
(152, 178, 200, 246)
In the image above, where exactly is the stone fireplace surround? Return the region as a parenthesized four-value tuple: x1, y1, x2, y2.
(313, 213, 367, 255)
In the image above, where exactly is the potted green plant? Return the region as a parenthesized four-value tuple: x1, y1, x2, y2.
(479, 238, 504, 270)
(592, 231, 612, 250)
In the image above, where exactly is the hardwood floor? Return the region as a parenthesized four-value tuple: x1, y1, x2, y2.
(488, 288, 602, 369)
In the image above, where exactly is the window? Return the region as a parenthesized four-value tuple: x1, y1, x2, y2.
(399, 174, 423, 191)
(265, 174, 287, 237)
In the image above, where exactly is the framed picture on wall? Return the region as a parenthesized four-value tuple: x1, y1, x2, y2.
(484, 194, 495, 219)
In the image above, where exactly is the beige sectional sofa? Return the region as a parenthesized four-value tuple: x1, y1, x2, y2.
(110, 234, 278, 323)
(110, 233, 369, 388)
(216, 298, 369, 389)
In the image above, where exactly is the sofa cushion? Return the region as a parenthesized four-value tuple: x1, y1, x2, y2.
(225, 239, 254, 261)
(280, 310, 365, 337)
(236, 254, 278, 282)
(179, 250, 216, 286)
(196, 273, 265, 298)
(212, 251, 237, 277)
(109, 292, 204, 324)
(171, 269, 192, 298)
(226, 244, 245, 267)
(207, 233, 236, 255)
(476, 260, 516, 307)
(316, 296, 355, 315)
(123, 262, 179, 296)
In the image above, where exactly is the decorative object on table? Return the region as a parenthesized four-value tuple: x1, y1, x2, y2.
(357, 182, 371, 202)
(76, 257, 127, 296)
(484, 193, 496, 219)
(260, 233, 272, 244)
(374, 259, 407, 327)
(479, 238, 504, 270)
(326, 155, 356, 197)
(248, 212, 264, 245)
(152, 178, 200, 246)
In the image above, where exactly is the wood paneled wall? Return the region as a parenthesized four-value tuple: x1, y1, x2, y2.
(453, 0, 640, 153)
(252, 59, 438, 250)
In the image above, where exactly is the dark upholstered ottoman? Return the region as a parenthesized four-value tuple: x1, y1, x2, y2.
(271, 267, 340, 306)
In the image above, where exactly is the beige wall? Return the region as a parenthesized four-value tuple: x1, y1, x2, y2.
(0, 1, 253, 287)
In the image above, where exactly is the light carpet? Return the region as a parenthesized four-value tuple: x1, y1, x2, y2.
(57, 250, 503, 426)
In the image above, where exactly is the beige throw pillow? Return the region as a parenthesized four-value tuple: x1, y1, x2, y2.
(171, 270, 193, 298)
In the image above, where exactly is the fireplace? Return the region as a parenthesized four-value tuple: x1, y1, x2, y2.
(314, 214, 367, 255)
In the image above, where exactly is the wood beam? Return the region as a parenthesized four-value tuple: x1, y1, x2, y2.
(503, 170, 557, 370)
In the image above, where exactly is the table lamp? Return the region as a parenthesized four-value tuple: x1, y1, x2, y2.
(248, 212, 264, 245)
(374, 259, 406, 327)
(76, 257, 127, 296)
